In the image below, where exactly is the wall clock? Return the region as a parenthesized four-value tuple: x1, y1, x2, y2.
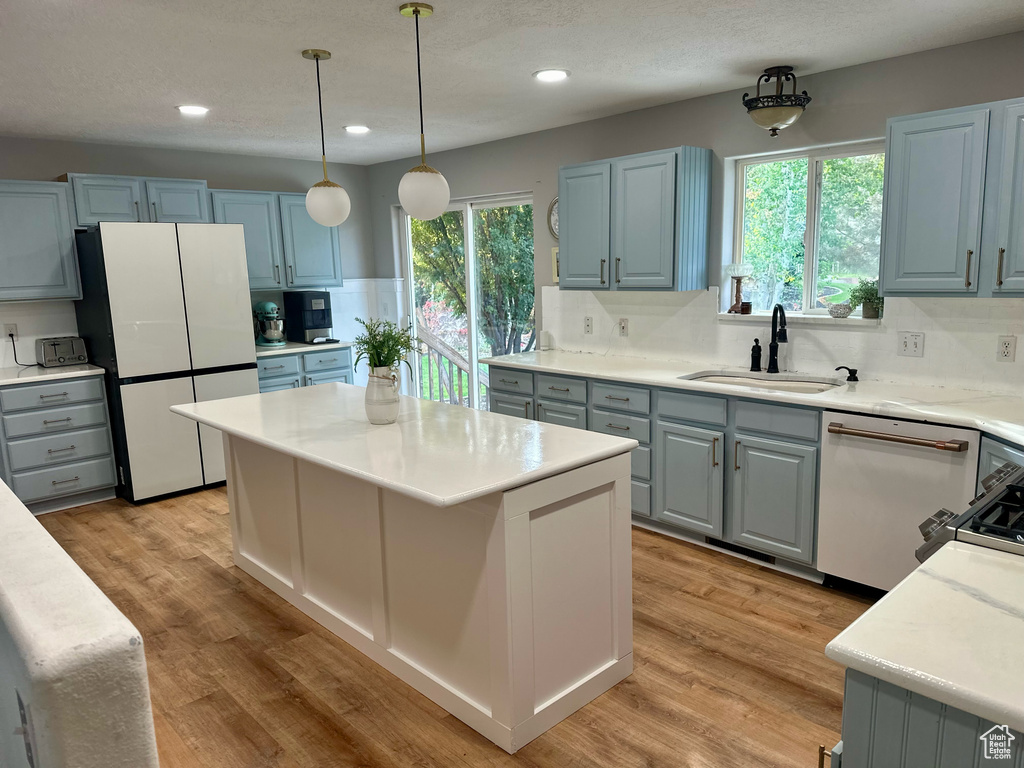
(547, 196, 558, 240)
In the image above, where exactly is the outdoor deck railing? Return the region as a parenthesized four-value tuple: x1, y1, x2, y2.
(416, 325, 488, 407)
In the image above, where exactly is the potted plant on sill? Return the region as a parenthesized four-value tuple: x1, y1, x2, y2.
(354, 318, 418, 425)
(850, 278, 884, 319)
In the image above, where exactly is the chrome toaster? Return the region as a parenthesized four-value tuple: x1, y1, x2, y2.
(35, 336, 88, 367)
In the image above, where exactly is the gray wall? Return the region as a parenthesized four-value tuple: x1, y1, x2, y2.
(0, 138, 376, 278)
(366, 31, 1024, 320)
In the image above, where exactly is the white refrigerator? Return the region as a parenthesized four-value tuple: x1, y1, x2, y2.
(75, 222, 259, 502)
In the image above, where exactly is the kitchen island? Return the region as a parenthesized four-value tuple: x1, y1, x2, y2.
(171, 383, 637, 753)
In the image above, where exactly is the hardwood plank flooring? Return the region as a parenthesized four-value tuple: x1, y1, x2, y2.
(39, 489, 873, 767)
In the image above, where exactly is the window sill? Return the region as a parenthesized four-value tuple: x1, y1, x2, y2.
(716, 312, 882, 327)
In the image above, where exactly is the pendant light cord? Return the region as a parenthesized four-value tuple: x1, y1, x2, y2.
(414, 9, 426, 165)
(315, 54, 328, 181)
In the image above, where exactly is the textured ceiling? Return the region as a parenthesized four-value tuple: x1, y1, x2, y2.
(1, 0, 1022, 165)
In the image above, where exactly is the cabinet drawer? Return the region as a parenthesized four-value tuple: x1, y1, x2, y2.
(734, 401, 820, 441)
(303, 347, 352, 373)
(6, 426, 112, 472)
(11, 456, 116, 503)
(657, 389, 727, 426)
(0, 377, 105, 413)
(3, 402, 108, 439)
(631, 481, 651, 517)
(590, 409, 651, 444)
(536, 400, 587, 430)
(490, 368, 534, 395)
(490, 392, 533, 419)
(535, 374, 587, 404)
(631, 445, 651, 480)
(257, 355, 300, 379)
(592, 382, 650, 414)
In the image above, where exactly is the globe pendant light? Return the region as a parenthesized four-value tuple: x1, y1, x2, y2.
(398, 3, 450, 221)
(302, 49, 351, 227)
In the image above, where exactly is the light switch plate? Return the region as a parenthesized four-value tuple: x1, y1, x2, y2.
(584, 316, 593, 335)
(618, 318, 629, 337)
(897, 331, 924, 358)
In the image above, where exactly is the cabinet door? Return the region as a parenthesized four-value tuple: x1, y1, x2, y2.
(729, 435, 817, 564)
(994, 103, 1024, 292)
(977, 437, 1024, 494)
(654, 420, 724, 536)
(0, 181, 81, 300)
(881, 109, 989, 293)
(259, 376, 302, 393)
(489, 392, 533, 420)
(558, 163, 611, 289)
(71, 175, 145, 224)
(145, 180, 211, 223)
(304, 370, 352, 386)
(279, 194, 343, 287)
(535, 400, 587, 430)
(612, 152, 676, 289)
(211, 191, 284, 290)
(676, 146, 712, 291)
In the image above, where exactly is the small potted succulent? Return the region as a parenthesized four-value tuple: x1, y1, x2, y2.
(353, 318, 417, 424)
(850, 278, 884, 319)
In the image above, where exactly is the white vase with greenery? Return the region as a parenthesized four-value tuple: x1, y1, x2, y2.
(354, 318, 417, 425)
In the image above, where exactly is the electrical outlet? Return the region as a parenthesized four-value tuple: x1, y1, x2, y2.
(584, 316, 593, 335)
(618, 318, 629, 337)
(3, 324, 17, 341)
(897, 331, 925, 358)
(998, 335, 1017, 362)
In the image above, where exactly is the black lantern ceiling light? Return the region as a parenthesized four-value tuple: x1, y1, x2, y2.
(742, 66, 812, 137)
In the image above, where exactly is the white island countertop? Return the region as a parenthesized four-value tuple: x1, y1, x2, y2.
(826, 541, 1024, 731)
(482, 350, 1024, 447)
(171, 382, 638, 507)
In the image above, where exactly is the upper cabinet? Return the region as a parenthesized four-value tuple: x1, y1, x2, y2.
(65, 174, 211, 225)
(0, 181, 81, 301)
(212, 191, 343, 291)
(880, 97, 1024, 297)
(557, 145, 711, 292)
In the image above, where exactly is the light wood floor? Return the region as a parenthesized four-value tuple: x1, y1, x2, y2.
(39, 489, 873, 768)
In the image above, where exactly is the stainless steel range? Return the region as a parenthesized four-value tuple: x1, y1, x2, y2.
(917, 461, 1024, 561)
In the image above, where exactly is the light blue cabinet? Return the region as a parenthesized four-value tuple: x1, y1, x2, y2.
(994, 103, 1024, 293)
(729, 435, 817, 564)
(558, 163, 611, 288)
(536, 399, 587, 429)
(558, 145, 711, 292)
(490, 391, 533, 419)
(655, 420, 724, 536)
(69, 174, 144, 224)
(0, 181, 81, 301)
(144, 179, 210, 223)
(279, 194, 343, 288)
(211, 191, 284, 290)
(259, 375, 302, 392)
(612, 151, 676, 289)
(256, 348, 352, 393)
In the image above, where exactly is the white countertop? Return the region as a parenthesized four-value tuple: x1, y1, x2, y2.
(171, 383, 638, 507)
(826, 541, 1024, 730)
(482, 350, 1024, 446)
(0, 364, 106, 387)
(255, 340, 354, 359)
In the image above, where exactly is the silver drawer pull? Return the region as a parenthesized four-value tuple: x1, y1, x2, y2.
(51, 476, 80, 486)
(605, 395, 630, 402)
(606, 423, 630, 431)
(43, 417, 73, 425)
(319, 358, 338, 363)
(47, 445, 76, 454)
(265, 364, 285, 370)
(827, 422, 969, 452)
(39, 392, 69, 399)
(548, 386, 570, 392)
(499, 378, 518, 385)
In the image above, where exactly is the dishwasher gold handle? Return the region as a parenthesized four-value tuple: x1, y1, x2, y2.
(827, 422, 968, 452)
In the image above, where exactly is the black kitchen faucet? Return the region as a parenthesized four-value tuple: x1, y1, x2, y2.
(766, 303, 788, 374)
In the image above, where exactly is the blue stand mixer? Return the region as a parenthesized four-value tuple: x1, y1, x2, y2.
(254, 301, 287, 347)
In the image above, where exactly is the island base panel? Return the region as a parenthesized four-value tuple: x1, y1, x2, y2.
(222, 435, 634, 753)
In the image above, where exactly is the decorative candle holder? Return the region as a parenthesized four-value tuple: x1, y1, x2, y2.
(723, 263, 754, 313)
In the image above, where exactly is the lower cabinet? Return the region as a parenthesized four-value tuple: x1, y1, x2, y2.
(536, 399, 587, 429)
(729, 435, 817, 564)
(490, 391, 533, 419)
(258, 375, 301, 392)
(257, 348, 353, 393)
(305, 370, 351, 386)
(655, 420, 724, 536)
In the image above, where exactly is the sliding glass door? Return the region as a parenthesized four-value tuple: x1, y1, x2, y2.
(404, 195, 534, 409)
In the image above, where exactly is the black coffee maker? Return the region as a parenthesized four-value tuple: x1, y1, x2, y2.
(283, 291, 333, 343)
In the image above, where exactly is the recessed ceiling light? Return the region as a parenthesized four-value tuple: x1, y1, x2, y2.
(533, 69, 570, 83)
(177, 105, 209, 116)
(344, 125, 371, 134)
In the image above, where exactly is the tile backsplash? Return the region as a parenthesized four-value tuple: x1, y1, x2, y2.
(540, 286, 1024, 395)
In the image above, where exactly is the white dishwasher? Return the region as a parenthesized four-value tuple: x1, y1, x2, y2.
(817, 411, 979, 590)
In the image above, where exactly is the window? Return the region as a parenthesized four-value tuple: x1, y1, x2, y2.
(732, 144, 884, 313)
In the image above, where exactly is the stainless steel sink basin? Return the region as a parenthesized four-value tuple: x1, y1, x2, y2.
(679, 370, 845, 394)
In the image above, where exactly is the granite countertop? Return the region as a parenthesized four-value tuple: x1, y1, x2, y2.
(481, 350, 1024, 446)
(255, 341, 354, 359)
(0, 364, 106, 388)
(171, 383, 637, 507)
(826, 541, 1024, 730)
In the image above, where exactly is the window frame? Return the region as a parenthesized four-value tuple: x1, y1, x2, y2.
(730, 140, 885, 316)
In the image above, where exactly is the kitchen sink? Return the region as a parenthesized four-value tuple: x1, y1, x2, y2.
(679, 370, 846, 394)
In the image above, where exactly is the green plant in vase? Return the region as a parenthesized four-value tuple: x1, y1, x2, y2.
(850, 279, 884, 319)
(353, 318, 418, 424)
